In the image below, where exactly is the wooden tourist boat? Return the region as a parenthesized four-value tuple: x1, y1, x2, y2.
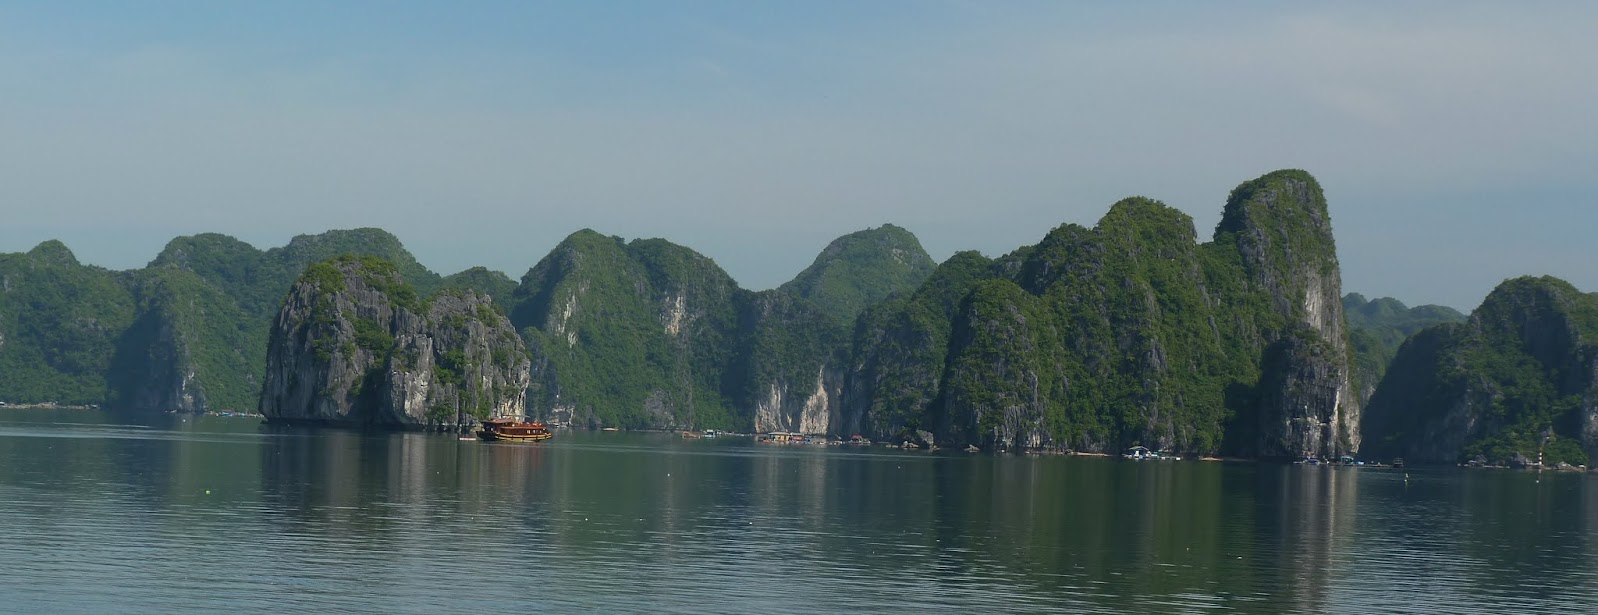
(476, 418, 553, 442)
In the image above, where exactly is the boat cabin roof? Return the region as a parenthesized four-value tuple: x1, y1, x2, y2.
(483, 418, 543, 426)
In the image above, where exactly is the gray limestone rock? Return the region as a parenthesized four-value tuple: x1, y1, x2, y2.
(1221, 171, 1361, 459)
(259, 256, 529, 429)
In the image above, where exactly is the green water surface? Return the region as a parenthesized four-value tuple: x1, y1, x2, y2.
(1, 409, 1594, 613)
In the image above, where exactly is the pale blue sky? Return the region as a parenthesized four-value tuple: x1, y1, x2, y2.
(2, 1, 1594, 310)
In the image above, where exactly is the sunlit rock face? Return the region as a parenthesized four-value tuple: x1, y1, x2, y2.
(260, 256, 528, 429)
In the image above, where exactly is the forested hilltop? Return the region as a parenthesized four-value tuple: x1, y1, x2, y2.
(0, 228, 478, 411)
(278, 169, 1364, 459)
(1363, 276, 1598, 467)
(0, 223, 935, 428)
(1342, 294, 1466, 404)
(506, 224, 935, 433)
(841, 170, 1362, 457)
(7, 167, 1576, 463)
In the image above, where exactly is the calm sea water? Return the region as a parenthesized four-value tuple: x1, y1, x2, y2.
(1, 410, 1595, 613)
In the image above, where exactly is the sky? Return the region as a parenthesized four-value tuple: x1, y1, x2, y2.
(2, 1, 1594, 311)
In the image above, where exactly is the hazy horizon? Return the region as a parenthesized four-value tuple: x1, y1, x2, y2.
(4, 2, 1594, 311)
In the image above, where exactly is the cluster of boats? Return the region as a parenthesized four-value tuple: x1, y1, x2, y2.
(1294, 455, 1399, 467)
(1120, 445, 1406, 467)
(757, 432, 826, 444)
(466, 424, 1416, 473)
(1121, 446, 1181, 461)
(467, 422, 1418, 471)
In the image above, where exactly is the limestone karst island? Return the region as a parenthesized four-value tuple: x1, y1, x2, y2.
(5, 169, 1593, 468)
(9, 2, 1598, 611)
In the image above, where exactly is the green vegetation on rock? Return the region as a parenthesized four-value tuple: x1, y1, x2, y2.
(152, 228, 441, 320)
(0, 171, 1434, 464)
(846, 171, 1360, 458)
(0, 242, 135, 404)
(443, 267, 517, 308)
(1342, 293, 1466, 402)
(0, 228, 451, 412)
(508, 225, 936, 433)
(1363, 276, 1598, 466)
(107, 268, 262, 412)
(260, 255, 529, 428)
(509, 231, 744, 430)
(845, 250, 995, 438)
(778, 224, 936, 324)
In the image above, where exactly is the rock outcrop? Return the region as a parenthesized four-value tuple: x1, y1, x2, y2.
(777, 224, 936, 324)
(0, 241, 135, 405)
(840, 170, 1361, 458)
(107, 269, 257, 413)
(510, 231, 746, 430)
(1, 172, 1371, 460)
(1363, 276, 1598, 466)
(1218, 171, 1361, 458)
(508, 227, 934, 432)
(1342, 294, 1466, 405)
(259, 255, 529, 429)
(741, 291, 846, 434)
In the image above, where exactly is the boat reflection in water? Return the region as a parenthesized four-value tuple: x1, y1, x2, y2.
(475, 418, 553, 442)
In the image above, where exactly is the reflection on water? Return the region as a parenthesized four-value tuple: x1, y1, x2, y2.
(2, 409, 1597, 613)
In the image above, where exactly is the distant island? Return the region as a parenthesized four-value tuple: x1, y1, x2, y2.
(2, 169, 1593, 467)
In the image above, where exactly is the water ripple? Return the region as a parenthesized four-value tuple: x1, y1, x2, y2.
(2, 413, 1598, 613)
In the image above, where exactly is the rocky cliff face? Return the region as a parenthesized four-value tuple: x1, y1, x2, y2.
(0, 230, 469, 411)
(839, 170, 1360, 458)
(259, 256, 529, 429)
(2, 176, 1365, 459)
(740, 290, 845, 434)
(508, 226, 934, 432)
(937, 279, 1054, 450)
(510, 231, 745, 430)
(1217, 171, 1360, 458)
(135, 228, 463, 412)
(107, 269, 258, 413)
(843, 251, 994, 441)
(1363, 276, 1598, 466)
(744, 225, 934, 434)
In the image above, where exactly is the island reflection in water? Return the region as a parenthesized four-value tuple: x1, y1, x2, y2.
(1, 410, 1595, 613)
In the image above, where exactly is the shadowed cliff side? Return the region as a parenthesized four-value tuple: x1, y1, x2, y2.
(1363, 276, 1598, 466)
(1216, 170, 1361, 458)
(1342, 293, 1466, 405)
